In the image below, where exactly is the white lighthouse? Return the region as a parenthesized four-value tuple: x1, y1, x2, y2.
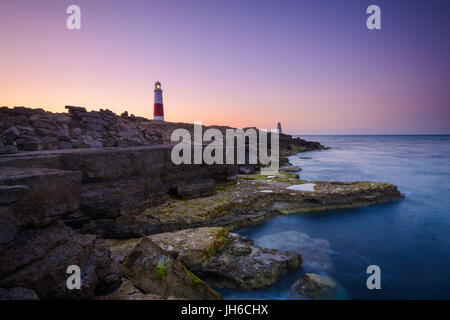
(153, 81, 164, 121)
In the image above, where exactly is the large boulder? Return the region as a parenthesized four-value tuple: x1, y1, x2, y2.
(17, 136, 43, 151)
(149, 227, 231, 271)
(41, 136, 59, 150)
(104, 238, 141, 265)
(149, 227, 303, 290)
(1, 127, 20, 144)
(122, 237, 222, 300)
(0, 221, 122, 299)
(291, 273, 340, 299)
(107, 228, 303, 291)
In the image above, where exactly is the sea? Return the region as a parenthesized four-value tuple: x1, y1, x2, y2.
(220, 135, 450, 299)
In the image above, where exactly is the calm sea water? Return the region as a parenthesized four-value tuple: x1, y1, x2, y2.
(220, 135, 450, 299)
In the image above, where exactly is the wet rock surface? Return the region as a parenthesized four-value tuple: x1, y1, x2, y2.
(279, 165, 302, 173)
(291, 273, 340, 299)
(201, 232, 302, 290)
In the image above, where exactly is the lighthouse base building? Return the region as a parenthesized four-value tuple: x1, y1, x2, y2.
(153, 81, 164, 121)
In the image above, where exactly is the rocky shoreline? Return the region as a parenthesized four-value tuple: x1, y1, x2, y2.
(0, 106, 324, 155)
(0, 106, 403, 300)
(139, 173, 403, 235)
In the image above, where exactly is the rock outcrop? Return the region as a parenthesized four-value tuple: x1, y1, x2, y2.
(0, 221, 122, 299)
(279, 134, 326, 156)
(291, 273, 340, 299)
(0, 106, 163, 154)
(0, 167, 81, 246)
(0, 134, 238, 299)
(121, 237, 222, 300)
(152, 228, 303, 290)
(106, 227, 303, 291)
(1, 106, 325, 155)
(0, 163, 122, 299)
(0, 146, 237, 237)
(142, 173, 404, 233)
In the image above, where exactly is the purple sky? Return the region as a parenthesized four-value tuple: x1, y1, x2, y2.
(0, 0, 449, 134)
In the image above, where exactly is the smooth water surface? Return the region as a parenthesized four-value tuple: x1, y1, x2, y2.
(220, 135, 450, 299)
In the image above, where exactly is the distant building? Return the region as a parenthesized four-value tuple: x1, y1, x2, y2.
(277, 122, 282, 134)
(153, 81, 164, 121)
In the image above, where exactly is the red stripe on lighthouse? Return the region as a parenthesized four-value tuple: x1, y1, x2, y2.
(154, 103, 164, 117)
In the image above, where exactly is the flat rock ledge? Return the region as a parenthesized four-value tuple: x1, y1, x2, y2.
(106, 227, 303, 291)
(130, 172, 404, 237)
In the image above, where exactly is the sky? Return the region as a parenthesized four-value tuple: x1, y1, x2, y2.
(0, 0, 449, 134)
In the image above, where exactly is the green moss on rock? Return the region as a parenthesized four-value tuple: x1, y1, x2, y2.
(183, 266, 204, 286)
(156, 258, 170, 280)
(201, 228, 229, 259)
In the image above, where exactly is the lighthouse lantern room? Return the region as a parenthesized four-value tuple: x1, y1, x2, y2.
(153, 81, 164, 121)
